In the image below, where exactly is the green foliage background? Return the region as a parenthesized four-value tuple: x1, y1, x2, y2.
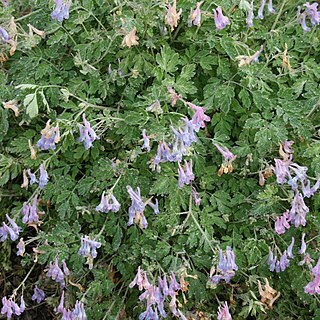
(0, 0, 320, 319)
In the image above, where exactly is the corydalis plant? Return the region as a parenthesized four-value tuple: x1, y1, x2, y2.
(188, 2, 202, 27)
(78, 114, 99, 150)
(51, 0, 72, 22)
(215, 144, 236, 176)
(1, 296, 25, 319)
(213, 6, 230, 30)
(37, 120, 60, 150)
(47, 258, 70, 287)
(0, 214, 21, 242)
(96, 191, 120, 213)
(22, 195, 44, 227)
(165, 0, 182, 31)
(78, 236, 102, 269)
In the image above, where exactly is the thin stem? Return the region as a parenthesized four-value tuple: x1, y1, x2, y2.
(15, 9, 42, 22)
(270, 0, 287, 31)
(12, 263, 36, 297)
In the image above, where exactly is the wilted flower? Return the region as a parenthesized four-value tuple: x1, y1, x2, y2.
(28, 140, 37, 159)
(0, 214, 21, 242)
(21, 169, 29, 189)
(146, 100, 163, 115)
(78, 114, 99, 149)
(96, 191, 120, 213)
(37, 120, 60, 150)
(215, 144, 236, 176)
(16, 238, 25, 256)
(258, 278, 280, 309)
(78, 236, 102, 269)
(167, 86, 182, 106)
(257, 0, 266, 19)
(217, 301, 232, 320)
(51, 0, 72, 22)
(287, 237, 295, 259)
(122, 27, 139, 48)
(165, 0, 182, 31)
(236, 45, 264, 67)
(178, 159, 194, 188)
(246, 2, 254, 27)
(141, 129, 151, 152)
(2, 99, 19, 116)
(213, 7, 230, 30)
(27, 24, 46, 38)
(32, 286, 45, 304)
(188, 2, 202, 27)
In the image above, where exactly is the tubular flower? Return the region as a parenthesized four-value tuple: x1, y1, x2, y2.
(186, 102, 211, 131)
(267, 0, 275, 13)
(305, 258, 320, 295)
(257, 0, 266, 19)
(299, 233, 307, 255)
(39, 164, 49, 189)
(192, 187, 201, 206)
(217, 301, 232, 320)
(78, 236, 102, 269)
(213, 7, 231, 30)
(127, 186, 148, 229)
(178, 159, 194, 188)
(246, 2, 254, 27)
(37, 120, 60, 150)
(215, 144, 236, 176)
(289, 192, 309, 228)
(122, 27, 139, 48)
(236, 45, 264, 67)
(47, 257, 70, 287)
(304, 2, 320, 25)
(0, 214, 21, 242)
(297, 6, 311, 31)
(141, 129, 151, 152)
(268, 248, 293, 272)
(78, 114, 99, 150)
(22, 195, 43, 226)
(31, 286, 46, 304)
(274, 210, 291, 234)
(1, 296, 25, 319)
(51, 0, 72, 22)
(165, 0, 182, 31)
(188, 2, 202, 27)
(96, 191, 120, 213)
(16, 238, 25, 256)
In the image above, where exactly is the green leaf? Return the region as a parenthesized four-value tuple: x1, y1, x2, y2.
(214, 85, 235, 114)
(23, 93, 38, 118)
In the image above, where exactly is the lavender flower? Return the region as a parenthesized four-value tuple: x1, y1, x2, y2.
(299, 233, 307, 255)
(267, 0, 275, 13)
(56, 290, 65, 314)
(37, 120, 60, 150)
(188, 2, 202, 27)
(167, 86, 182, 106)
(274, 157, 291, 184)
(297, 6, 311, 32)
(72, 301, 87, 320)
(213, 7, 231, 30)
(1, 296, 25, 319)
(279, 251, 290, 271)
(47, 257, 69, 287)
(217, 301, 232, 320)
(287, 237, 295, 259)
(192, 187, 201, 206)
(16, 238, 25, 256)
(305, 258, 320, 295)
(215, 144, 236, 162)
(186, 102, 211, 131)
(27, 169, 38, 185)
(257, 0, 266, 19)
(209, 247, 238, 284)
(78, 236, 102, 269)
(283, 140, 294, 154)
(304, 2, 320, 25)
(0, 26, 10, 43)
(39, 164, 49, 189)
(141, 129, 151, 152)
(165, 0, 182, 31)
(146, 100, 163, 115)
(78, 114, 99, 150)
(246, 2, 254, 27)
(274, 210, 291, 234)
(51, 0, 72, 22)
(0, 214, 21, 242)
(289, 192, 309, 228)
(302, 178, 320, 198)
(178, 159, 194, 188)
(32, 286, 46, 304)
(268, 247, 293, 272)
(147, 198, 160, 215)
(22, 195, 41, 225)
(96, 191, 120, 213)
(127, 186, 147, 228)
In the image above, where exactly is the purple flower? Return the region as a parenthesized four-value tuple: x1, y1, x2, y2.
(213, 7, 231, 30)
(72, 301, 87, 320)
(274, 157, 291, 184)
(147, 198, 160, 214)
(78, 114, 99, 150)
(279, 251, 290, 271)
(16, 238, 25, 256)
(217, 301, 232, 320)
(267, 0, 275, 13)
(0, 214, 21, 242)
(192, 187, 201, 206)
(27, 169, 38, 185)
(267, 248, 277, 272)
(141, 129, 151, 152)
(47, 257, 68, 287)
(257, 0, 266, 19)
(246, 2, 254, 27)
(51, 0, 72, 22)
(289, 192, 309, 228)
(304, 2, 320, 25)
(32, 286, 46, 304)
(78, 236, 102, 269)
(274, 210, 291, 234)
(215, 144, 236, 161)
(299, 233, 307, 255)
(186, 102, 211, 132)
(37, 120, 60, 151)
(146, 100, 163, 115)
(302, 178, 320, 198)
(39, 164, 49, 189)
(56, 290, 65, 313)
(129, 266, 151, 291)
(0, 26, 10, 43)
(22, 195, 41, 225)
(178, 159, 194, 188)
(305, 257, 320, 295)
(127, 186, 147, 228)
(297, 6, 311, 32)
(188, 2, 202, 27)
(287, 237, 295, 259)
(96, 191, 120, 213)
(283, 140, 294, 154)
(1, 296, 25, 318)
(167, 86, 182, 106)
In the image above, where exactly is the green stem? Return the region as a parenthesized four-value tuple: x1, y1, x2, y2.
(12, 263, 36, 297)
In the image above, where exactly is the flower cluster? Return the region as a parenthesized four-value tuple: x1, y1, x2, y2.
(305, 258, 320, 294)
(215, 144, 236, 176)
(78, 236, 102, 269)
(0, 26, 10, 43)
(257, 278, 280, 309)
(31, 286, 46, 304)
(22, 195, 44, 226)
(0, 214, 21, 242)
(78, 114, 99, 150)
(51, 0, 72, 22)
(96, 191, 120, 213)
(1, 296, 25, 319)
(56, 291, 87, 319)
(217, 301, 232, 320)
(297, 2, 320, 32)
(213, 7, 230, 30)
(47, 258, 70, 287)
(209, 247, 238, 284)
(178, 159, 194, 188)
(267, 238, 294, 272)
(37, 120, 60, 150)
(188, 2, 202, 27)
(25, 164, 49, 189)
(165, 0, 182, 31)
(129, 267, 186, 319)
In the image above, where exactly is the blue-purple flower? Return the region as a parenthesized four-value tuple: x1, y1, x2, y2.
(1, 296, 25, 319)
(96, 191, 120, 213)
(217, 301, 232, 320)
(297, 6, 311, 32)
(267, 0, 275, 13)
(39, 164, 49, 189)
(257, 0, 266, 19)
(16, 238, 25, 256)
(178, 159, 194, 188)
(213, 7, 231, 30)
(188, 2, 202, 27)
(186, 102, 211, 132)
(78, 235, 102, 269)
(0, 26, 10, 43)
(0, 214, 21, 242)
(274, 210, 291, 234)
(51, 0, 72, 22)
(246, 2, 254, 27)
(289, 192, 309, 228)
(47, 257, 69, 287)
(37, 120, 60, 150)
(305, 257, 320, 295)
(22, 195, 43, 226)
(31, 286, 46, 304)
(141, 129, 151, 152)
(299, 233, 307, 255)
(78, 114, 99, 150)
(127, 185, 147, 229)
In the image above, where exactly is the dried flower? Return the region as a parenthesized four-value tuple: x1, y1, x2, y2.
(27, 24, 46, 38)
(146, 100, 163, 115)
(236, 45, 264, 67)
(28, 140, 37, 159)
(258, 278, 280, 309)
(122, 27, 139, 48)
(2, 99, 19, 116)
(167, 86, 182, 106)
